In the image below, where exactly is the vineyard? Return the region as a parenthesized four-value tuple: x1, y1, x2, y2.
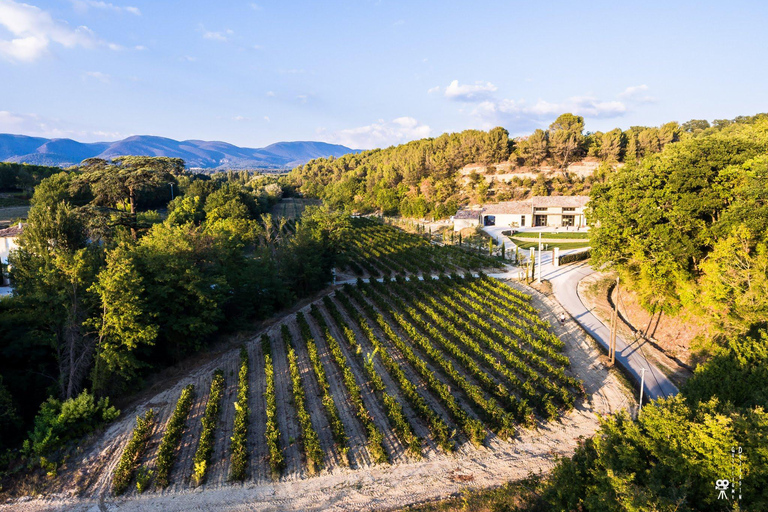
(339, 217, 502, 278)
(81, 273, 585, 499)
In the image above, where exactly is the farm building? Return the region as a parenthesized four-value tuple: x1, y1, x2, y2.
(453, 196, 589, 231)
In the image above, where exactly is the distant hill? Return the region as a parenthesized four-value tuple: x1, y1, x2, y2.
(0, 134, 357, 169)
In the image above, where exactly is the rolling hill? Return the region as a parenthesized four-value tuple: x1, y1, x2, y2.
(0, 134, 357, 170)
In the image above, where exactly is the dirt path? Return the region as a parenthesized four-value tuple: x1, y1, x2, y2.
(4, 280, 632, 512)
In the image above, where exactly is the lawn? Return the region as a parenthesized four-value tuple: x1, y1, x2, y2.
(511, 238, 591, 250)
(511, 231, 589, 240)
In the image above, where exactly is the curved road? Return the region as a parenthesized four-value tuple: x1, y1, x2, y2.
(482, 226, 679, 402)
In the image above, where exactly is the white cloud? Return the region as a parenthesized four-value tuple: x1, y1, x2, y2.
(0, 0, 111, 62)
(134, 44, 147, 50)
(619, 84, 656, 103)
(471, 95, 627, 130)
(233, 115, 249, 122)
(200, 25, 233, 42)
(180, 55, 196, 62)
(443, 79, 498, 102)
(266, 90, 275, 97)
(250, 3, 262, 10)
(318, 117, 431, 149)
(263, 115, 270, 122)
(0, 110, 123, 140)
(83, 70, 110, 83)
(427, 85, 440, 94)
(70, 1, 141, 16)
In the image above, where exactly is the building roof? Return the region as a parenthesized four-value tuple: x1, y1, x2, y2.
(453, 209, 481, 220)
(530, 195, 590, 208)
(481, 201, 531, 214)
(0, 223, 25, 238)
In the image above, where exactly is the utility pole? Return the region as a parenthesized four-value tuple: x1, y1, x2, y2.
(639, 368, 647, 412)
(536, 232, 542, 283)
(609, 275, 620, 365)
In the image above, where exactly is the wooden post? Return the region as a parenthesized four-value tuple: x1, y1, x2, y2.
(609, 275, 620, 365)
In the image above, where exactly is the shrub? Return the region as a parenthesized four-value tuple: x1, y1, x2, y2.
(155, 384, 195, 488)
(135, 465, 153, 493)
(559, 248, 591, 265)
(191, 369, 225, 486)
(261, 334, 284, 479)
(229, 347, 250, 481)
(112, 409, 155, 495)
(24, 389, 119, 466)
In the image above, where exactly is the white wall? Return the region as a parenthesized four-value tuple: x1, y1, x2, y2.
(0, 237, 19, 265)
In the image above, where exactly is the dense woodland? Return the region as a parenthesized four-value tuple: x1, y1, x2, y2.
(288, 114, 739, 218)
(0, 157, 347, 471)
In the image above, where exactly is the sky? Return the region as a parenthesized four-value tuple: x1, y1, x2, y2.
(0, 0, 767, 149)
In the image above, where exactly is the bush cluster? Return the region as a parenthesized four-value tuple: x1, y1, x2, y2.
(282, 325, 324, 474)
(155, 384, 195, 488)
(112, 409, 155, 495)
(229, 347, 250, 481)
(261, 334, 284, 479)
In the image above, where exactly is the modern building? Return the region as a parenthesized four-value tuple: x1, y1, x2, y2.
(0, 223, 23, 287)
(452, 196, 589, 231)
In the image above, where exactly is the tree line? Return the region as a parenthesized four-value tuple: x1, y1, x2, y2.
(0, 157, 348, 470)
(289, 113, 740, 219)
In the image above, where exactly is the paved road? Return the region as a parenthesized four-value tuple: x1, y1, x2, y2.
(482, 227, 679, 402)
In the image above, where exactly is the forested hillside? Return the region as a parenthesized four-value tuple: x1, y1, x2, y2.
(288, 114, 739, 218)
(0, 157, 348, 472)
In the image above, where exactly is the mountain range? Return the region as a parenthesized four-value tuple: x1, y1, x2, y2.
(0, 134, 357, 170)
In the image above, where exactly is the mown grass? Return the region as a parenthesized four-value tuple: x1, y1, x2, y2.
(511, 239, 590, 250)
(511, 231, 589, 240)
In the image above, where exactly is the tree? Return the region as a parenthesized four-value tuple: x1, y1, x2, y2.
(588, 123, 768, 312)
(637, 127, 661, 156)
(659, 121, 681, 147)
(518, 129, 549, 167)
(682, 119, 710, 134)
(9, 177, 100, 399)
(548, 113, 585, 169)
(697, 226, 768, 335)
(599, 129, 624, 162)
(481, 127, 511, 164)
(74, 157, 184, 239)
(88, 244, 158, 395)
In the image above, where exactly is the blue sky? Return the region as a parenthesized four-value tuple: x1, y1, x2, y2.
(1, 0, 767, 149)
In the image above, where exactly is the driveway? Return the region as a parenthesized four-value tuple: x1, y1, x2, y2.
(482, 227, 679, 402)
